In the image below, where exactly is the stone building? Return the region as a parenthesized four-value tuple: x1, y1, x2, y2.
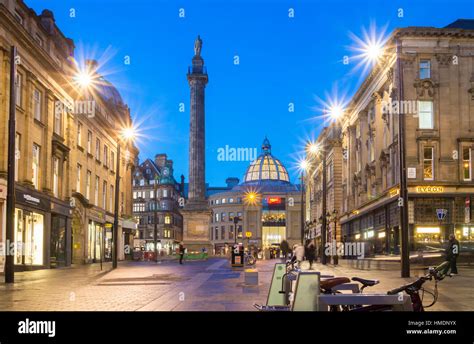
(305, 125, 343, 255)
(309, 19, 474, 257)
(209, 138, 302, 255)
(0, 0, 138, 270)
(132, 154, 184, 256)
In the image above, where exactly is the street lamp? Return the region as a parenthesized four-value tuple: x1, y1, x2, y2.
(112, 126, 136, 269)
(331, 209, 339, 265)
(5, 46, 17, 283)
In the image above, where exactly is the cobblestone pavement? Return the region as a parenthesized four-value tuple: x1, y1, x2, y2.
(0, 258, 472, 311)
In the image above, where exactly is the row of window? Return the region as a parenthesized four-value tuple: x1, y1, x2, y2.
(77, 122, 116, 171)
(422, 146, 472, 181)
(133, 201, 172, 212)
(210, 197, 242, 205)
(213, 212, 243, 223)
(133, 188, 172, 200)
(135, 214, 175, 225)
(15, 73, 64, 136)
(76, 164, 116, 212)
(212, 225, 243, 241)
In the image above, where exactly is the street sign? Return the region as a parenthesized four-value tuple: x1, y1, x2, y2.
(245, 231, 252, 238)
(436, 208, 448, 221)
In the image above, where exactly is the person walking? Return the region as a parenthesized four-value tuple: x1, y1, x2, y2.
(280, 240, 290, 260)
(305, 239, 316, 270)
(178, 242, 186, 265)
(446, 234, 460, 275)
(293, 243, 305, 268)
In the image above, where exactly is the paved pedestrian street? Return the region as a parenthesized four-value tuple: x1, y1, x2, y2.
(0, 258, 472, 311)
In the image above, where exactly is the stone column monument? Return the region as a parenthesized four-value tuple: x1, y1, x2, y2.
(181, 36, 212, 252)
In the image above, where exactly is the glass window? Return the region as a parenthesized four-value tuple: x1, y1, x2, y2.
(54, 101, 62, 135)
(221, 212, 226, 222)
(86, 170, 91, 200)
(53, 157, 59, 197)
(15, 73, 22, 107)
(95, 176, 99, 206)
(87, 131, 92, 153)
(463, 147, 471, 181)
(15, 133, 20, 182)
(96, 138, 100, 161)
(418, 101, 434, 129)
(419, 60, 431, 79)
(77, 122, 82, 147)
(32, 144, 40, 189)
(33, 88, 41, 121)
(76, 163, 82, 193)
(103, 145, 109, 167)
(102, 181, 107, 209)
(165, 215, 171, 224)
(423, 147, 434, 181)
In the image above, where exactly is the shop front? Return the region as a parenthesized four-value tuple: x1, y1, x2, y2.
(85, 208, 106, 264)
(50, 200, 72, 268)
(14, 188, 51, 270)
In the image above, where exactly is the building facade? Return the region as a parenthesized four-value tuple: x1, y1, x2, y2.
(307, 20, 474, 257)
(132, 155, 184, 256)
(209, 138, 302, 256)
(0, 0, 138, 270)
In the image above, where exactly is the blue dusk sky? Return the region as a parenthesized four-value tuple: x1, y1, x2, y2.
(26, 0, 474, 186)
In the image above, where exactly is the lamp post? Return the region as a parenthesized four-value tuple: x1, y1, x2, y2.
(5, 46, 17, 283)
(300, 172, 305, 245)
(233, 215, 240, 244)
(396, 37, 410, 278)
(331, 209, 339, 265)
(154, 176, 158, 263)
(112, 127, 135, 269)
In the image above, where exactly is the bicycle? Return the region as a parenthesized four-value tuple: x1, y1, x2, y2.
(244, 251, 256, 266)
(349, 261, 450, 312)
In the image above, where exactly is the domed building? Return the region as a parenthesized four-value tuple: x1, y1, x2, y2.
(208, 138, 302, 256)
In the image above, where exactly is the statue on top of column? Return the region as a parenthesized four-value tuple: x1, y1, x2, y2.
(194, 35, 202, 57)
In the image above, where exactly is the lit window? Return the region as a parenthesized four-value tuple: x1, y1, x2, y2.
(463, 147, 472, 181)
(423, 147, 434, 181)
(165, 215, 171, 224)
(418, 101, 434, 129)
(419, 60, 431, 79)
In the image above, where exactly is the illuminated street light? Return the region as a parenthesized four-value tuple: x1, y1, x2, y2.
(327, 104, 345, 121)
(307, 142, 320, 155)
(299, 159, 309, 172)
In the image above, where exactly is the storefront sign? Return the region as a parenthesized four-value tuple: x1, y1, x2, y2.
(15, 189, 50, 211)
(415, 186, 444, 193)
(267, 197, 281, 205)
(245, 231, 252, 238)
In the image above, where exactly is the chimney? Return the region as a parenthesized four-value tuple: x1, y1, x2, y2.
(180, 175, 185, 193)
(154, 154, 167, 168)
(39, 9, 55, 35)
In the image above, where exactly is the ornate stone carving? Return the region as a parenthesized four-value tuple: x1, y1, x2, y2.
(435, 53, 452, 67)
(413, 79, 438, 98)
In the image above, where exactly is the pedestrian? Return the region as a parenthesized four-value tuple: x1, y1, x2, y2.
(179, 242, 186, 265)
(446, 234, 460, 275)
(305, 239, 316, 270)
(293, 243, 305, 268)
